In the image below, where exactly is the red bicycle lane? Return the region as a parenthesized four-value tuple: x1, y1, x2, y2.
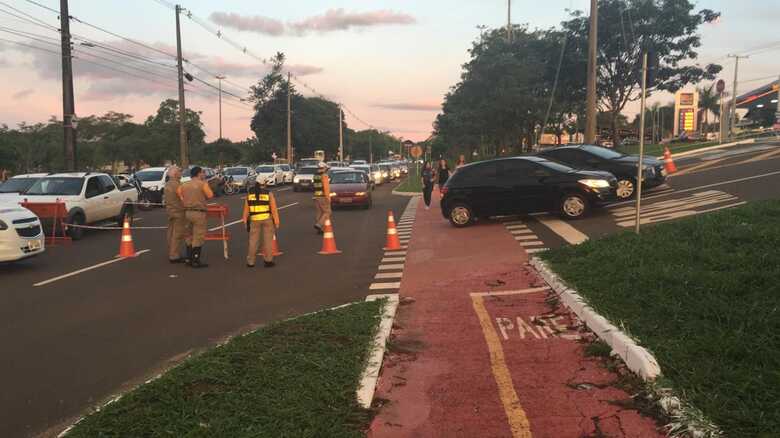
(369, 193, 663, 438)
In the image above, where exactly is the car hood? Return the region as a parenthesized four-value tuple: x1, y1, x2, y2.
(570, 169, 616, 180)
(613, 155, 662, 166)
(0, 203, 38, 222)
(331, 183, 367, 193)
(0, 193, 24, 203)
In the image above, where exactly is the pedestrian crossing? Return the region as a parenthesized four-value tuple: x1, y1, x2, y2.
(368, 196, 419, 292)
(501, 220, 548, 254)
(609, 189, 745, 228)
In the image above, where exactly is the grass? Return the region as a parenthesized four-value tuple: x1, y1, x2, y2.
(394, 165, 422, 193)
(66, 300, 384, 438)
(541, 201, 780, 437)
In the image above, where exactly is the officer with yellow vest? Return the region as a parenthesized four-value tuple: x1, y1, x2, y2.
(177, 166, 214, 268)
(312, 161, 331, 234)
(243, 176, 280, 267)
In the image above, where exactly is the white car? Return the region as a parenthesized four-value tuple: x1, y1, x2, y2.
(133, 167, 170, 204)
(278, 164, 295, 184)
(255, 165, 284, 186)
(0, 203, 45, 262)
(0, 173, 49, 203)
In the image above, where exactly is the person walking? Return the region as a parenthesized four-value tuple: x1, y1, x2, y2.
(177, 166, 214, 268)
(164, 166, 187, 263)
(243, 176, 280, 268)
(435, 158, 451, 192)
(312, 162, 331, 234)
(421, 161, 435, 210)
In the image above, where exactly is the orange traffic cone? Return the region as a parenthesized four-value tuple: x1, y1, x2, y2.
(383, 210, 402, 250)
(663, 147, 677, 174)
(317, 219, 342, 255)
(118, 217, 136, 258)
(262, 233, 284, 257)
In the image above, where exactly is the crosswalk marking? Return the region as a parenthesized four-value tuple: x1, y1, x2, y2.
(535, 215, 588, 245)
(370, 282, 402, 290)
(375, 272, 403, 279)
(381, 257, 405, 263)
(519, 241, 544, 247)
(613, 190, 743, 228)
(514, 234, 539, 241)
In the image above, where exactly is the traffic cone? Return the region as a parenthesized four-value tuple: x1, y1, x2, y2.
(383, 210, 402, 251)
(317, 219, 342, 255)
(261, 233, 284, 257)
(663, 147, 677, 174)
(118, 217, 136, 258)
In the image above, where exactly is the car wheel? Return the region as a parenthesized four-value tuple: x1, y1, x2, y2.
(615, 178, 636, 200)
(448, 202, 473, 227)
(67, 213, 85, 240)
(559, 193, 589, 220)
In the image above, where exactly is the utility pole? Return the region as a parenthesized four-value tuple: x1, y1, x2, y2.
(287, 72, 292, 164)
(727, 54, 747, 139)
(60, 0, 77, 170)
(338, 105, 344, 162)
(507, 0, 512, 43)
(175, 5, 188, 167)
(368, 129, 373, 164)
(775, 74, 780, 127)
(584, 0, 598, 144)
(216, 74, 225, 168)
(634, 52, 648, 234)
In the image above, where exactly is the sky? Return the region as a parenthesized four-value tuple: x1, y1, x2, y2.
(0, 0, 778, 143)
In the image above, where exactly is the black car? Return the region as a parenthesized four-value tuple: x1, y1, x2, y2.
(440, 156, 617, 227)
(537, 144, 666, 200)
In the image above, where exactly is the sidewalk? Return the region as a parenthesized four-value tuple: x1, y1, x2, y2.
(369, 193, 663, 438)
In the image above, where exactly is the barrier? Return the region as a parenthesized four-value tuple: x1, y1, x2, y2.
(20, 200, 72, 245)
(205, 204, 230, 259)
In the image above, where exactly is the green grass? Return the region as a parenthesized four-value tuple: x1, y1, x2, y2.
(541, 201, 780, 437)
(66, 300, 383, 438)
(394, 166, 422, 193)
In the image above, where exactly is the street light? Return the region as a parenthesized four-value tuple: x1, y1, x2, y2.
(216, 74, 225, 168)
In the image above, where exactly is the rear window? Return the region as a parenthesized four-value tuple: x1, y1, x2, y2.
(256, 166, 274, 173)
(330, 172, 366, 184)
(297, 167, 317, 175)
(27, 177, 84, 196)
(135, 170, 165, 182)
(0, 178, 38, 193)
(224, 168, 248, 176)
(581, 145, 624, 159)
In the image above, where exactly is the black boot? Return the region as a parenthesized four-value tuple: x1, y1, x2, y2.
(184, 245, 193, 265)
(190, 246, 208, 268)
(264, 261, 275, 268)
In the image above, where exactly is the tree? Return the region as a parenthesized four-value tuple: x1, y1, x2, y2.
(697, 83, 719, 134)
(144, 99, 205, 166)
(562, 0, 722, 146)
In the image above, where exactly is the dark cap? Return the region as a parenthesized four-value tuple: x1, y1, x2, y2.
(190, 166, 202, 178)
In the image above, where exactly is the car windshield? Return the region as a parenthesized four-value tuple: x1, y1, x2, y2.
(297, 167, 317, 175)
(299, 159, 319, 167)
(330, 172, 365, 184)
(224, 168, 248, 176)
(135, 170, 164, 182)
(352, 166, 370, 173)
(256, 166, 274, 173)
(0, 178, 39, 193)
(537, 159, 575, 173)
(26, 177, 84, 195)
(581, 145, 624, 160)
(280, 165, 291, 171)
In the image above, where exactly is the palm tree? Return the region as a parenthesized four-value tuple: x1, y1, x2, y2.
(698, 84, 720, 135)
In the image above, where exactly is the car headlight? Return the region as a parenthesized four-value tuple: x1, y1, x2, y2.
(329, 192, 337, 197)
(578, 179, 610, 188)
(149, 185, 159, 191)
(355, 192, 367, 197)
(0, 219, 7, 231)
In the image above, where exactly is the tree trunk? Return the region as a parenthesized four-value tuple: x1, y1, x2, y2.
(610, 110, 621, 147)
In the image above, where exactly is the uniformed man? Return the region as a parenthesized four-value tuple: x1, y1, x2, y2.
(242, 177, 280, 268)
(312, 161, 331, 234)
(164, 166, 187, 263)
(177, 166, 214, 268)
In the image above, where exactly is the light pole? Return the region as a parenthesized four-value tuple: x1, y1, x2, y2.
(338, 105, 344, 162)
(175, 4, 188, 167)
(216, 75, 225, 168)
(727, 54, 748, 139)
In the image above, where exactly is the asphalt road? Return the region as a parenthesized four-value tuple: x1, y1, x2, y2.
(0, 178, 410, 438)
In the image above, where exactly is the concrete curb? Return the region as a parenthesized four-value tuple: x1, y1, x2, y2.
(391, 189, 421, 197)
(673, 138, 756, 158)
(529, 257, 661, 380)
(357, 294, 400, 408)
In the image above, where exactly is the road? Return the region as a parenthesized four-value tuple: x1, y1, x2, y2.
(0, 179, 411, 438)
(501, 140, 780, 250)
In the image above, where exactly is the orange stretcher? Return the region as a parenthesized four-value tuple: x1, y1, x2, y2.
(19, 200, 72, 246)
(204, 204, 230, 259)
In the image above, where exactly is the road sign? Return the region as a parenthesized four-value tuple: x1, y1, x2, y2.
(716, 79, 726, 93)
(410, 145, 423, 158)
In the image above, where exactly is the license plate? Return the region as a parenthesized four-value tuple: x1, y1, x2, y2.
(28, 240, 42, 251)
(340, 197, 353, 203)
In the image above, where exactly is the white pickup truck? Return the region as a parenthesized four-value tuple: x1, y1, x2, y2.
(20, 172, 139, 239)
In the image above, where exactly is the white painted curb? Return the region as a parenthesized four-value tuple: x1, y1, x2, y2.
(672, 138, 756, 158)
(357, 294, 400, 408)
(530, 257, 662, 380)
(391, 189, 421, 197)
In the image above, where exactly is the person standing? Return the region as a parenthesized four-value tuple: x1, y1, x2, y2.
(456, 155, 466, 169)
(312, 162, 331, 234)
(243, 177, 280, 268)
(421, 161, 435, 210)
(436, 159, 451, 191)
(177, 166, 214, 268)
(164, 166, 187, 263)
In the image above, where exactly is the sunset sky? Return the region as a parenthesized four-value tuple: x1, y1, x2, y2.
(1, 0, 778, 143)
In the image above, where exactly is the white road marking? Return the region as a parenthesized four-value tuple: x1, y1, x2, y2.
(612, 192, 736, 218)
(519, 241, 544, 247)
(375, 272, 403, 279)
(378, 264, 405, 270)
(535, 216, 588, 245)
(381, 257, 406, 263)
(207, 202, 299, 231)
(617, 202, 746, 227)
(514, 234, 539, 241)
(510, 229, 535, 235)
(370, 282, 401, 290)
(385, 250, 407, 256)
(505, 224, 529, 231)
(274, 187, 292, 192)
(503, 220, 526, 226)
(526, 248, 548, 254)
(470, 287, 550, 297)
(34, 250, 151, 287)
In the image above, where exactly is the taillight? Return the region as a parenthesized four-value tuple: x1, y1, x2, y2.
(440, 186, 449, 196)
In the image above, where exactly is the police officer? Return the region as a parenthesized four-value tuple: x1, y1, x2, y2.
(243, 176, 280, 268)
(312, 162, 331, 234)
(177, 166, 214, 268)
(164, 166, 187, 263)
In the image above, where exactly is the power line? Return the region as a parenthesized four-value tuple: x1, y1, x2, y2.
(0, 1, 57, 30)
(0, 34, 59, 55)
